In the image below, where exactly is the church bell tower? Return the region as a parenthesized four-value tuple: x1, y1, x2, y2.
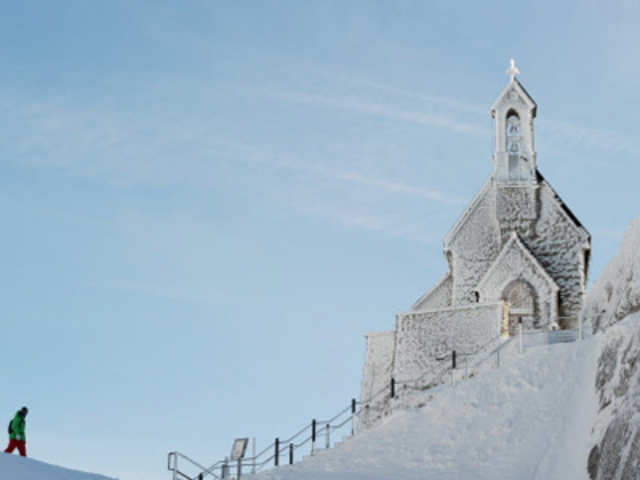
(490, 60, 539, 234)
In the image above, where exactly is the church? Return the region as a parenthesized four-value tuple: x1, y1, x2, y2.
(359, 62, 591, 428)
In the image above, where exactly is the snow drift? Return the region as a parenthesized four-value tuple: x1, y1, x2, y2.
(0, 452, 115, 480)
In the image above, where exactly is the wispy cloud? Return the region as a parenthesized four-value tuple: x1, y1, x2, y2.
(295, 203, 437, 244)
(255, 89, 488, 136)
(214, 139, 465, 206)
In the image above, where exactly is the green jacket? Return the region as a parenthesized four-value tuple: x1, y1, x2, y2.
(9, 413, 25, 442)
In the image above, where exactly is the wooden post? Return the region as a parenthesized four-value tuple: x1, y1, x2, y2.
(275, 438, 279, 467)
(311, 419, 317, 456)
(452, 350, 457, 369)
(390, 377, 395, 398)
(289, 443, 294, 465)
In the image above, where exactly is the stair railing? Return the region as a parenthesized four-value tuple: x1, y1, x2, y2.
(169, 328, 581, 479)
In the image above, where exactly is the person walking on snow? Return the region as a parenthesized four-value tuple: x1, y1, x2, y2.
(4, 407, 28, 457)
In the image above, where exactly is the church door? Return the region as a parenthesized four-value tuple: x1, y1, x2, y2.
(503, 280, 536, 336)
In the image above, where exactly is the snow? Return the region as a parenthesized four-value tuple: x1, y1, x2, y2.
(253, 331, 605, 480)
(0, 452, 115, 480)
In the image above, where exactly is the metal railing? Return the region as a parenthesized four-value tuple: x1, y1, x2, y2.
(168, 328, 581, 479)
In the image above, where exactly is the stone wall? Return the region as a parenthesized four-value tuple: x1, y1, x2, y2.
(393, 302, 503, 383)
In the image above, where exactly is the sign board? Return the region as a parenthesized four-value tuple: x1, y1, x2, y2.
(230, 438, 249, 461)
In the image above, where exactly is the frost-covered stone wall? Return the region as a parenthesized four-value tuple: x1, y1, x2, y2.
(443, 177, 589, 328)
(528, 180, 590, 327)
(446, 182, 501, 305)
(477, 233, 559, 329)
(393, 303, 503, 383)
(359, 331, 395, 430)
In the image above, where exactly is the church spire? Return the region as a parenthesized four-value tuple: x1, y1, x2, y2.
(490, 60, 537, 184)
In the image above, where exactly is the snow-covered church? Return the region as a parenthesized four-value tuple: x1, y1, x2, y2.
(359, 62, 591, 425)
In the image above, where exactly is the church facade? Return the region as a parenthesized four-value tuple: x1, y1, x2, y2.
(359, 64, 591, 428)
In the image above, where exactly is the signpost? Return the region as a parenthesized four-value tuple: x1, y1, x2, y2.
(231, 438, 249, 479)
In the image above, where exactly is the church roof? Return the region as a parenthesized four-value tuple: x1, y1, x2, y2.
(443, 177, 492, 250)
(490, 77, 537, 116)
(536, 170, 591, 242)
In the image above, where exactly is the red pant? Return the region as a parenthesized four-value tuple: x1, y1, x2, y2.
(4, 438, 26, 457)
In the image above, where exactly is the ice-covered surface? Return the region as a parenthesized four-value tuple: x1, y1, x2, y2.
(581, 217, 640, 334)
(411, 273, 452, 311)
(394, 302, 502, 382)
(0, 453, 115, 480)
(359, 331, 395, 429)
(476, 232, 558, 330)
(445, 176, 589, 324)
(581, 216, 640, 479)
(254, 328, 603, 480)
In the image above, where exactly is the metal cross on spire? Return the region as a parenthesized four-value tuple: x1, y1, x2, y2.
(506, 58, 520, 81)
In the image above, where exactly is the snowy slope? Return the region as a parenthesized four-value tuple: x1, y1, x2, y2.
(0, 453, 115, 480)
(253, 334, 602, 480)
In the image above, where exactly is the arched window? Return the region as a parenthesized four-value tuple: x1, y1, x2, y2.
(506, 111, 521, 180)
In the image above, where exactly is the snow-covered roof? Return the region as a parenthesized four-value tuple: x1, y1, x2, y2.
(537, 170, 591, 244)
(490, 77, 537, 116)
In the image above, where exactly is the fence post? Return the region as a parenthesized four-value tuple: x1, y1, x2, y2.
(222, 457, 228, 479)
(519, 319, 523, 354)
(275, 438, 279, 467)
(325, 423, 331, 449)
(351, 398, 356, 436)
(289, 443, 294, 465)
(311, 419, 316, 456)
(579, 314, 583, 341)
(390, 377, 395, 399)
(452, 350, 457, 369)
(251, 437, 256, 474)
(170, 453, 177, 480)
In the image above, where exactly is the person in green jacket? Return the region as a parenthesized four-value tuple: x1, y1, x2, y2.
(4, 407, 28, 457)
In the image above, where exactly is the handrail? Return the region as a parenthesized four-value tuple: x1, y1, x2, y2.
(170, 328, 580, 479)
(168, 452, 221, 480)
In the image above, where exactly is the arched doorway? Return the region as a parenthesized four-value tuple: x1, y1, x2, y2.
(502, 280, 536, 336)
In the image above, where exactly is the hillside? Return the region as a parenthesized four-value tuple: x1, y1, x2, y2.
(0, 452, 115, 480)
(249, 217, 640, 480)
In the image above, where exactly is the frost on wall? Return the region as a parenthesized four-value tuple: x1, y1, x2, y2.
(582, 217, 640, 334)
(446, 181, 502, 305)
(359, 331, 395, 430)
(477, 233, 559, 329)
(527, 179, 590, 327)
(412, 274, 452, 311)
(393, 303, 503, 383)
(444, 176, 589, 328)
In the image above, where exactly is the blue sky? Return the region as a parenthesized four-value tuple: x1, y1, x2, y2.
(1, 1, 639, 479)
